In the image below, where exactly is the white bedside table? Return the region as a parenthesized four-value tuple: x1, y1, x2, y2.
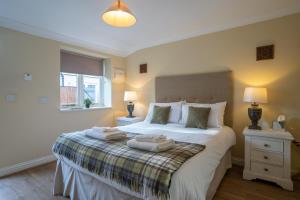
(116, 117, 143, 126)
(243, 127, 294, 191)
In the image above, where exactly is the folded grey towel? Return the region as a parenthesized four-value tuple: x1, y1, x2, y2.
(127, 139, 175, 152)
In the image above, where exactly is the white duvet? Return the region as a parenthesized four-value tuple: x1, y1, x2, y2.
(118, 122, 236, 200)
(57, 122, 236, 200)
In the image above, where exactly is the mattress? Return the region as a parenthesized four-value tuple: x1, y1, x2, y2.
(54, 122, 236, 200)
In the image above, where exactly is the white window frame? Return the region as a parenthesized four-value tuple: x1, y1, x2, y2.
(60, 72, 106, 109)
(81, 74, 105, 107)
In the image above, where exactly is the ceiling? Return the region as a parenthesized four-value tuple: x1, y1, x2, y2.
(0, 0, 300, 57)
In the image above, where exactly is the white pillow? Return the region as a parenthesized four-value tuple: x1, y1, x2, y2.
(181, 102, 227, 128)
(144, 101, 184, 123)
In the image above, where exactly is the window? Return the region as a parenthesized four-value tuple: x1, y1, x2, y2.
(60, 50, 111, 110)
(60, 73, 79, 106)
(83, 75, 101, 104)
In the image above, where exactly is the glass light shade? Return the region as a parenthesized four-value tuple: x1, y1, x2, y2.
(124, 91, 137, 101)
(243, 87, 268, 104)
(102, 0, 136, 28)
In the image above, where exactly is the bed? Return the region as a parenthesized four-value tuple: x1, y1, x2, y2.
(53, 71, 236, 200)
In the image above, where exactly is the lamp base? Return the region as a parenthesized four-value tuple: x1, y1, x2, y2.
(248, 124, 262, 130)
(248, 106, 262, 130)
(127, 103, 135, 118)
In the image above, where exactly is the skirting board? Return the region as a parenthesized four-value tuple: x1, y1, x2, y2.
(0, 155, 56, 178)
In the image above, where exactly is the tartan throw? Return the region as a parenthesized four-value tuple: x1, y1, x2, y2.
(52, 132, 206, 200)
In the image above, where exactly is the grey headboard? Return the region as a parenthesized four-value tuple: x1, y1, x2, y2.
(155, 71, 233, 127)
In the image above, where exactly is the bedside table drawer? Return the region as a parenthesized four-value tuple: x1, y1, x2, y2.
(251, 138, 283, 152)
(251, 162, 284, 177)
(243, 127, 294, 190)
(251, 150, 283, 166)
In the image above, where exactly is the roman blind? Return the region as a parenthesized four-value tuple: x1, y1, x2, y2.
(60, 50, 103, 76)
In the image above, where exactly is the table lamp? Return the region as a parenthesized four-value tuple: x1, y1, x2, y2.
(243, 87, 268, 130)
(124, 91, 137, 118)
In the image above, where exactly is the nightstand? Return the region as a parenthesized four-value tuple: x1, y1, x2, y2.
(243, 127, 294, 191)
(116, 117, 143, 126)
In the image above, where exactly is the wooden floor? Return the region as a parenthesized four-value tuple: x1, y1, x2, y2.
(0, 163, 299, 200)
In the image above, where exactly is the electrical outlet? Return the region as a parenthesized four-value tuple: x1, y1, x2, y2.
(38, 96, 48, 104)
(5, 94, 16, 102)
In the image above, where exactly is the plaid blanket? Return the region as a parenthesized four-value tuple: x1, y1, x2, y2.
(52, 131, 205, 200)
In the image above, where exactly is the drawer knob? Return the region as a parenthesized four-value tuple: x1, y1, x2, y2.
(264, 144, 270, 148)
(264, 156, 268, 160)
(264, 168, 269, 172)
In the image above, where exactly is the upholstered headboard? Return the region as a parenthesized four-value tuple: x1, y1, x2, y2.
(155, 71, 233, 126)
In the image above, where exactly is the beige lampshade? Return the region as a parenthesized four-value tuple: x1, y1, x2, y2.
(102, 0, 136, 28)
(124, 91, 137, 102)
(243, 87, 268, 104)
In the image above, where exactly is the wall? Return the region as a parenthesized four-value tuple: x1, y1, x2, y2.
(0, 27, 126, 169)
(126, 13, 300, 172)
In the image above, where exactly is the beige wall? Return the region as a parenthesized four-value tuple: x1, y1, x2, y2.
(126, 13, 300, 172)
(1, 13, 300, 172)
(0, 27, 126, 169)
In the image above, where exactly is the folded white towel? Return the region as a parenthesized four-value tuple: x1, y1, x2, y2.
(135, 134, 167, 143)
(92, 127, 119, 133)
(127, 139, 175, 152)
(85, 129, 126, 140)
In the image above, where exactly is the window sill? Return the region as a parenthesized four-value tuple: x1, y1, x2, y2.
(59, 106, 112, 112)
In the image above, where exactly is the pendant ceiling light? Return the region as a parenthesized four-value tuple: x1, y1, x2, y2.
(102, 0, 136, 28)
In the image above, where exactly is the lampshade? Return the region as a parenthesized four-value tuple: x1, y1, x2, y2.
(243, 87, 268, 104)
(102, 0, 136, 28)
(124, 91, 137, 102)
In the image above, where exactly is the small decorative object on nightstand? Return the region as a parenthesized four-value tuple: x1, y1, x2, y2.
(243, 87, 268, 130)
(272, 114, 286, 131)
(116, 116, 143, 126)
(124, 91, 137, 118)
(243, 127, 294, 191)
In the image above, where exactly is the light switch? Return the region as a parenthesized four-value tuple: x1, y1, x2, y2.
(5, 94, 16, 102)
(38, 96, 48, 104)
